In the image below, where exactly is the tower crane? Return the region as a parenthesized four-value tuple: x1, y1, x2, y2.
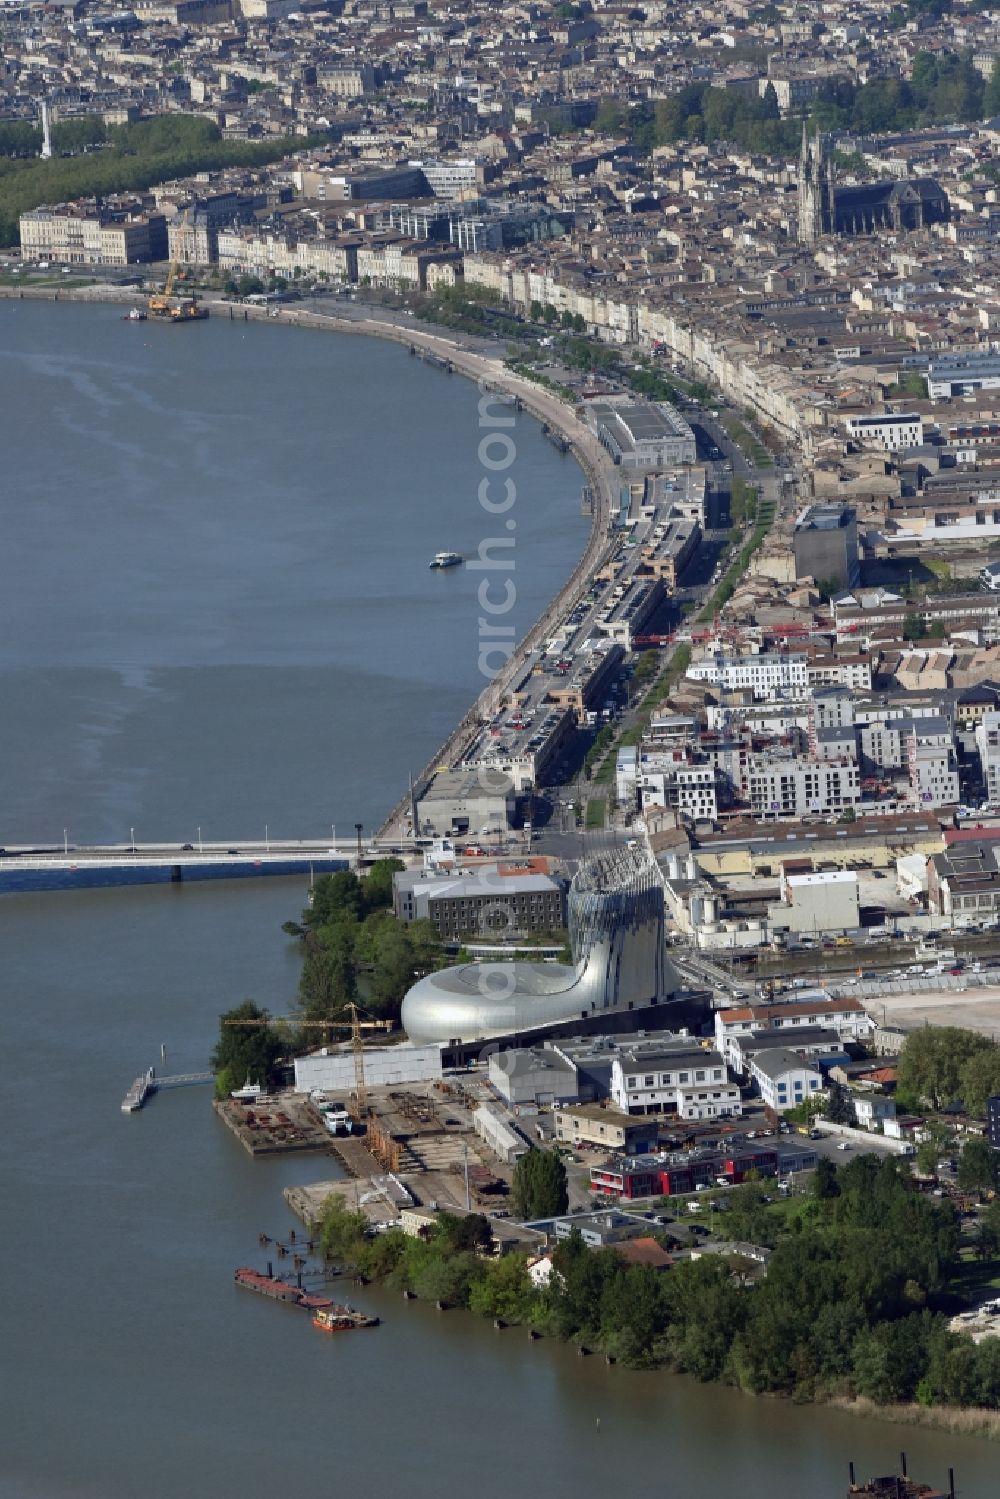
(224, 1004, 392, 1119)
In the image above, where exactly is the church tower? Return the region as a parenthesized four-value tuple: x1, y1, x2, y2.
(798, 126, 834, 244)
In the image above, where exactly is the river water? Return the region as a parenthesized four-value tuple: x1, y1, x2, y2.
(0, 302, 995, 1499)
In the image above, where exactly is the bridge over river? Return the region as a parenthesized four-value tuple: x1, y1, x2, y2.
(0, 838, 364, 895)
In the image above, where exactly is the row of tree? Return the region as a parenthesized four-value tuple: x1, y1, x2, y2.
(587, 49, 997, 160)
(0, 117, 108, 159)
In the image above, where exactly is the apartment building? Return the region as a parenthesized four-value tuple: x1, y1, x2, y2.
(748, 1049, 825, 1112)
(976, 711, 1000, 803)
(20, 202, 167, 264)
(747, 755, 861, 818)
(637, 759, 719, 821)
(907, 722, 960, 807)
(714, 996, 873, 1070)
(686, 653, 809, 699)
(845, 412, 924, 452)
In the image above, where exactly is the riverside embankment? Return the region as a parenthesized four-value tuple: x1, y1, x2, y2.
(3, 279, 619, 842)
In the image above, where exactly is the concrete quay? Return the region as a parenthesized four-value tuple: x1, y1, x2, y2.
(213, 1094, 335, 1157)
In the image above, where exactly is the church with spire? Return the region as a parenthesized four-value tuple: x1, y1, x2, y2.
(797, 126, 949, 245)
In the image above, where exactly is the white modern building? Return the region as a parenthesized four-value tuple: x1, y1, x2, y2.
(845, 412, 924, 451)
(638, 761, 718, 820)
(687, 653, 809, 700)
(907, 723, 960, 807)
(293, 1043, 443, 1094)
(976, 711, 1000, 804)
(714, 995, 873, 1070)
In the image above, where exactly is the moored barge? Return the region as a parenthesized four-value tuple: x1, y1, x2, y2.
(234, 1266, 332, 1311)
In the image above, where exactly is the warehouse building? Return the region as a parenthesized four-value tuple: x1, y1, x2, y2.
(413, 767, 515, 839)
(586, 397, 697, 468)
(473, 1102, 531, 1165)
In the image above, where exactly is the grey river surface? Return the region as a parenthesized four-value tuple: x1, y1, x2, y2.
(0, 303, 995, 1498)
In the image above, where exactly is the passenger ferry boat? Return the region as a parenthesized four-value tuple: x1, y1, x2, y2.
(429, 551, 462, 569)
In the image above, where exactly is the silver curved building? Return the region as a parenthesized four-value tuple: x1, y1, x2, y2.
(401, 845, 672, 1045)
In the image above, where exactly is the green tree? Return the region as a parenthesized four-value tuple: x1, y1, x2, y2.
(363, 856, 405, 912)
(594, 99, 627, 134)
(438, 1212, 493, 1253)
(298, 929, 357, 1019)
(318, 1194, 368, 1260)
(974, 1217, 1000, 1262)
(468, 1252, 535, 1322)
(827, 1082, 853, 1124)
(210, 1000, 283, 1095)
(812, 1157, 841, 1201)
(957, 1136, 1000, 1195)
(304, 870, 365, 927)
(986, 57, 1000, 117)
(898, 1027, 992, 1109)
(959, 1044, 1000, 1117)
(511, 1148, 569, 1220)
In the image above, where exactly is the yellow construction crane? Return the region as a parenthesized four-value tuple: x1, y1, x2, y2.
(148, 207, 208, 322)
(224, 1005, 392, 1119)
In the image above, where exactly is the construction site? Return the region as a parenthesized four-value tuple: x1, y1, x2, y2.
(283, 1073, 516, 1232)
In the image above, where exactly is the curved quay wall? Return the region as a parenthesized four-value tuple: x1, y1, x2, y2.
(253, 302, 619, 841)
(3, 285, 620, 848)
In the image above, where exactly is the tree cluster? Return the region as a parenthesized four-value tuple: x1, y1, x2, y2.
(585, 50, 989, 162)
(283, 863, 445, 1024)
(210, 999, 284, 1098)
(314, 1154, 1000, 1403)
(897, 1026, 1000, 1114)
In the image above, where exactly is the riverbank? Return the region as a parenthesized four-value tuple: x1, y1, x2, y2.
(831, 1396, 1000, 1443)
(1, 280, 618, 842)
(305, 1158, 1000, 1439)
